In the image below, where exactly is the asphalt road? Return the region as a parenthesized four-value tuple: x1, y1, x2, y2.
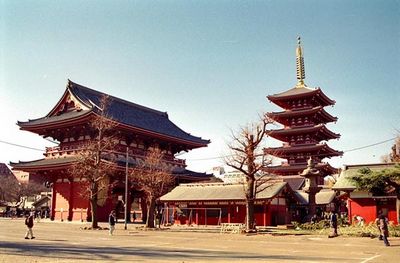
(0, 218, 399, 262)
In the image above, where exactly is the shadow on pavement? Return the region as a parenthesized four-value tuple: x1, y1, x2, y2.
(0, 240, 345, 262)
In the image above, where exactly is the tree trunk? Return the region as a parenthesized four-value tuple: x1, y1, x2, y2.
(90, 183, 99, 229)
(245, 178, 256, 232)
(397, 196, 400, 224)
(146, 196, 156, 228)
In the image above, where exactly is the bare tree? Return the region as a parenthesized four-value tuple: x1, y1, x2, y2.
(225, 117, 274, 232)
(70, 95, 118, 228)
(381, 136, 400, 163)
(129, 147, 174, 228)
(390, 136, 400, 162)
(0, 176, 20, 202)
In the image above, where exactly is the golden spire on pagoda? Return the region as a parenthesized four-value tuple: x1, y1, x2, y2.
(296, 36, 306, 87)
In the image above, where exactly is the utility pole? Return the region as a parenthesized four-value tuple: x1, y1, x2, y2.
(124, 146, 129, 230)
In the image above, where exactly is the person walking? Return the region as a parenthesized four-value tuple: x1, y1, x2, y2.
(329, 211, 338, 238)
(36, 210, 41, 223)
(24, 212, 35, 239)
(376, 214, 390, 246)
(109, 210, 116, 236)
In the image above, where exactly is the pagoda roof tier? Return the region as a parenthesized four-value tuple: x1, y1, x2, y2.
(267, 86, 335, 109)
(263, 162, 338, 176)
(264, 143, 343, 159)
(17, 80, 209, 148)
(10, 157, 211, 181)
(267, 124, 340, 142)
(267, 106, 337, 126)
(10, 157, 77, 172)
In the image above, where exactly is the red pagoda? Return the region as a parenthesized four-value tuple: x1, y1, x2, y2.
(264, 37, 343, 185)
(11, 80, 210, 222)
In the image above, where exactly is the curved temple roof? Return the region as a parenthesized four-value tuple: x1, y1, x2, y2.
(267, 86, 336, 109)
(267, 106, 338, 126)
(267, 124, 341, 142)
(265, 143, 343, 156)
(18, 80, 210, 147)
(263, 162, 338, 176)
(10, 157, 212, 181)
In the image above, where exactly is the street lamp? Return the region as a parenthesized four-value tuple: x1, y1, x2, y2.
(124, 146, 129, 230)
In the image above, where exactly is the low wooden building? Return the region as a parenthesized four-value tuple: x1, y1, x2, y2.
(160, 180, 337, 226)
(333, 163, 399, 224)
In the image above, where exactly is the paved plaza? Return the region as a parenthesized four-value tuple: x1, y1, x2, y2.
(0, 218, 399, 263)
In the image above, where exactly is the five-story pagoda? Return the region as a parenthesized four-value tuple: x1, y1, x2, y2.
(264, 38, 342, 184)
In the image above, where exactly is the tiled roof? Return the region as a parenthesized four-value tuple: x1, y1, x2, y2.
(294, 189, 336, 205)
(263, 162, 338, 176)
(172, 167, 213, 178)
(332, 163, 397, 191)
(267, 124, 340, 141)
(19, 80, 209, 146)
(267, 86, 335, 105)
(18, 110, 91, 127)
(267, 106, 336, 120)
(69, 81, 209, 145)
(160, 181, 287, 202)
(265, 144, 343, 159)
(11, 157, 211, 180)
(269, 86, 317, 98)
(278, 175, 305, 190)
(0, 163, 13, 176)
(10, 157, 77, 170)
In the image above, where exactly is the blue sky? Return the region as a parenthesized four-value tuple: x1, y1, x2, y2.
(1, 0, 399, 172)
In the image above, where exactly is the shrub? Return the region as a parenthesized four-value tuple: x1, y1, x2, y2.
(292, 220, 400, 237)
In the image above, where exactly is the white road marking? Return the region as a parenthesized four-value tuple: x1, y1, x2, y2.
(307, 237, 322, 241)
(361, 254, 381, 263)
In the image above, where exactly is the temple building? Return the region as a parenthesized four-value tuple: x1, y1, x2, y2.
(264, 38, 342, 181)
(263, 38, 342, 219)
(11, 80, 210, 222)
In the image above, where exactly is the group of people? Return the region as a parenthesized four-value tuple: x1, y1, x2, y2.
(309, 210, 391, 246)
(24, 208, 392, 246)
(23, 209, 120, 238)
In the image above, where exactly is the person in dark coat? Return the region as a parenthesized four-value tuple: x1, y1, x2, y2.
(109, 210, 116, 236)
(329, 212, 338, 238)
(24, 212, 35, 239)
(376, 214, 390, 246)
